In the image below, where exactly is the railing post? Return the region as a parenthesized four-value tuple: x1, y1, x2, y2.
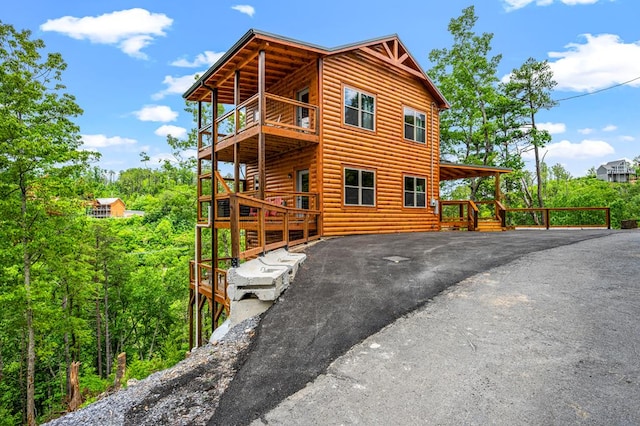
(259, 205, 266, 254)
(304, 212, 309, 241)
(606, 207, 611, 229)
(545, 208, 550, 230)
(284, 211, 290, 248)
(229, 194, 240, 267)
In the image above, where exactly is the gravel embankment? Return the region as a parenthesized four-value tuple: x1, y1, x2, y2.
(44, 317, 259, 426)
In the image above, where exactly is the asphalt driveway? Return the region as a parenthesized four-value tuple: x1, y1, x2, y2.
(210, 230, 621, 425)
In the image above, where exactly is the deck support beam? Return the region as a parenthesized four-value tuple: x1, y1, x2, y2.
(258, 49, 266, 200)
(234, 71, 241, 194)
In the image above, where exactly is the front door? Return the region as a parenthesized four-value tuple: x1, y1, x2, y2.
(296, 88, 309, 128)
(296, 169, 309, 209)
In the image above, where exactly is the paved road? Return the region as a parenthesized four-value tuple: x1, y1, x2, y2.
(254, 232, 640, 425)
(210, 230, 629, 425)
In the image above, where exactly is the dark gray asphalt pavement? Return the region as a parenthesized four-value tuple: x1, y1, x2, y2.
(255, 232, 640, 425)
(210, 230, 624, 425)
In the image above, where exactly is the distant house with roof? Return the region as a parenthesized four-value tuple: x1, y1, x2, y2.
(89, 198, 126, 218)
(596, 159, 637, 183)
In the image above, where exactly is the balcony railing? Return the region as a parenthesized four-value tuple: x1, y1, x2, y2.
(215, 192, 320, 261)
(214, 92, 318, 145)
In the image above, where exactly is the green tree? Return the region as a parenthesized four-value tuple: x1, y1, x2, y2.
(0, 22, 93, 424)
(429, 5, 502, 199)
(504, 58, 557, 208)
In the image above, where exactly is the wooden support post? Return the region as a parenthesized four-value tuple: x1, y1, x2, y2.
(495, 173, 501, 202)
(229, 195, 240, 267)
(606, 208, 611, 229)
(234, 71, 241, 193)
(211, 88, 219, 274)
(258, 50, 266, 200)
(188, 288, 194, 349)
(197, 296, 206, 347)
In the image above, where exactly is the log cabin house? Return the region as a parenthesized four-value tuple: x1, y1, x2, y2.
(89, 198, 126, 218)
(183, 29, 511, 345)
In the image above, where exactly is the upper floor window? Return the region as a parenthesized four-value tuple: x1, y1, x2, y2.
(404, 176, 426, 208)
(404, 107, 426, 143)
(344, 168, 375, 206)
(344, 87, 375, 131)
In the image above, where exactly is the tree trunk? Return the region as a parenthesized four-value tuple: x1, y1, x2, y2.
(113, 352, 126, 391)
(63, 292, 71, 399)
(96, 299, 102, 378)
(531, 110, 544, 209)
(95, 235, 103, 378)
(22, 189, 36, 426)
(104, 270, 111, 377)
(68, 361, 82, 411)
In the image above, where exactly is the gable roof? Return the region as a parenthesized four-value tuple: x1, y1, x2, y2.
(183, 29, 448, 108)
(96, 198, 123, 206)
(602, 159, 632, 168)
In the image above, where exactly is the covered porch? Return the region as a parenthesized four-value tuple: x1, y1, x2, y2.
(438, 162, 512, 232)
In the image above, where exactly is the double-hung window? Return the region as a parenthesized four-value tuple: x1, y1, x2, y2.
(344, 168, 375, 206)
(344, 87, 375, 130)
(404, 176, 426, 208)
(404, 107, 426, 143)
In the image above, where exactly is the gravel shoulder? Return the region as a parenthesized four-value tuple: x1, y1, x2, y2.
(44, 317, 259, 426)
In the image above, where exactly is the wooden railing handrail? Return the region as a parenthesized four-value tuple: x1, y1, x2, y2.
(265, 92, 318, 111)
(504, 206, 610, 229)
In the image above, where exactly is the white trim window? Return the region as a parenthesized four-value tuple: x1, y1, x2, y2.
(404, 107, 426, 143)
(344, 168, 375, 206)
(404, 176, 426, 208)
(344, 87, 375, 130)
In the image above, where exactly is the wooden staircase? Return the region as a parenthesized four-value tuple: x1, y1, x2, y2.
(476, 219, 505, 232)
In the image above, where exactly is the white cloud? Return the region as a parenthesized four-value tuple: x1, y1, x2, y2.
(620, 135, 635, 142)
(149, 149, 196, 166)
(578, 128, 594, 135)
(152, 73, 200, 100)
(231, 5, 255, 17)
(524, 139, 614, 160)
(155, 125, 187, 139)
(133, 105, 178, 122)
(40, 8, 172, 59)
(171, 51, 225, 68)
(504, 0, 601, 11)
(602, 124, 617, 132)
(548, 34, 640, 92)
(81, 134, 137, 148)
(538, 122, 566, 134)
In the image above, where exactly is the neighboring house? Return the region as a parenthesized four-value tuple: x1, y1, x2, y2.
(596, 159, 637, 183)
(90, 198, 126, 218)
(183, 29, 510, 344)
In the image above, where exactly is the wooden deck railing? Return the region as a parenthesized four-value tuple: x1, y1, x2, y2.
(215, 192, 320, 263)
(505, 207, 611, 229)
(215, 92, 318, 145)
(439, 200, 479, 231)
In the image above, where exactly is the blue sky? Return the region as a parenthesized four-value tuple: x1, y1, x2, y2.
(2, 0, 639, 177)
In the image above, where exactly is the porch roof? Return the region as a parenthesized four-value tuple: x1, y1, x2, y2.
(439, 162, 512, 181)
